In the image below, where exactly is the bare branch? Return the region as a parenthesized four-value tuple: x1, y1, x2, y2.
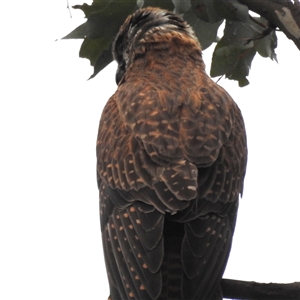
(239, 0, 300, 50)
(222, 279, 300, 300)
(67, 0, 72, 18)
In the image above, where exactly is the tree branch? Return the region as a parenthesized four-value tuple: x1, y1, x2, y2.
(222, 278, 300, 300)
(239, 0, 300, 50)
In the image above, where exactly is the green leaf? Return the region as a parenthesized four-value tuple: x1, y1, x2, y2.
(184, 8, 223, 50)
(63, 0, 137, 77)
(63, 0, 137, 40)
(72, 0, 136, 18)
(89, 48, 114, 79)
(79, 37, 111, 66)
(142, 0, 174, 10)
(191, 0, 223, 23)
(213, 0, 249, 22)
(223, 20, 255, 49)
(173, 0, 191, 14)
(255, 29, 278, 61)
(63, 23, 89, 39)
(72, 3, 105, 18)
(211, 36, 256, 87)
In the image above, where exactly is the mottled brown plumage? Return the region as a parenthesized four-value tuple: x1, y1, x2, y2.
(97, 7, 247, 300)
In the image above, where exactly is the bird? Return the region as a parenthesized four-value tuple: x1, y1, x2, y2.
(96, 7, 247, 300)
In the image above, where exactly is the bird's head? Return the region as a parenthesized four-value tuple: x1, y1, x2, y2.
(113, 7, 201, 85)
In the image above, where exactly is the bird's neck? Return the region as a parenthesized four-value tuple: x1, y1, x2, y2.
(131, 30, 206, 71)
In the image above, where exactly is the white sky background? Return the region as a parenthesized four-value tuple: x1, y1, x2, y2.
(1, 1, 300, 299)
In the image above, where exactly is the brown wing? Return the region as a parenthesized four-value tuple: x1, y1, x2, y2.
(97, 96, 198, 213)
(100, 188, 164, 300)
(98, 97, 166, 300)
(177, 97, 247, 299)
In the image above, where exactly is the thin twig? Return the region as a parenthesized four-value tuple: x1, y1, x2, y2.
(67, 0, 72, 18)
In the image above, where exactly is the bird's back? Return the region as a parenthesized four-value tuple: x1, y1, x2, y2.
(97, 7, 247, 300)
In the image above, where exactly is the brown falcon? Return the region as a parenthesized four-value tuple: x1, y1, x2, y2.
(97, 7, 247, 300)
